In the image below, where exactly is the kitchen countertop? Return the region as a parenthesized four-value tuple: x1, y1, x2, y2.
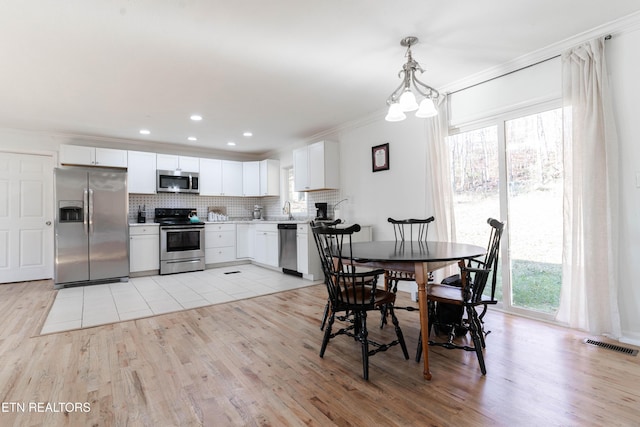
(128, 219, 314, 226)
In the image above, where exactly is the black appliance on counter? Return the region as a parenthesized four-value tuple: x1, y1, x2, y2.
(315, 202, 328, 220)
(155, 208, 205, 275)
(137, 205, 146, 223)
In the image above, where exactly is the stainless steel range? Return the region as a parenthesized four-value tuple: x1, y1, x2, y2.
(155, 208, 205, 275)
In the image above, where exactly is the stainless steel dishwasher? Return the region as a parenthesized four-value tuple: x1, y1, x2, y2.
(278, 223, 300, 276)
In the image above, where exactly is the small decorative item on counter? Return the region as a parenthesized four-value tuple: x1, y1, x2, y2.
(207, 206, 228, 221)
(208, 212, 228, 221)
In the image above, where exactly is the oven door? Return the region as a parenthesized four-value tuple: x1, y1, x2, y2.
(160, 225, 205, 261)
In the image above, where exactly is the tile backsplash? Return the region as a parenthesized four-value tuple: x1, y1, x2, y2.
(128, 189, 342, 222)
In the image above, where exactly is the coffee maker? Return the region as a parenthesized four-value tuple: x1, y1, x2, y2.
(315, 203, 328, 220)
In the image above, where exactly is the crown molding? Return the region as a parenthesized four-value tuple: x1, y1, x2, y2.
(440, 10, 640, 95)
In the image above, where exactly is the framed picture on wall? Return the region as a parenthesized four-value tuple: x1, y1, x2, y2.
(372, 143, 390, 172)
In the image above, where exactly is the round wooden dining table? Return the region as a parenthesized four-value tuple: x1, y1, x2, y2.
(345, 240, 486, 380)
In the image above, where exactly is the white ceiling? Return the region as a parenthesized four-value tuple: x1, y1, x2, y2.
(1, 1, 640, 155)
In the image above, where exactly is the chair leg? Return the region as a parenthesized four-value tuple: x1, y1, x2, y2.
(379, 304, 388, 328)
(388, 305, 409, 359)
(379, 277, 398, 328)
(466, 306, 486, 375)
(320, 299, 330, 331)
(472, 309, 486, 349)
(357, 312, 370, 380)
(319, 312, 335, 358)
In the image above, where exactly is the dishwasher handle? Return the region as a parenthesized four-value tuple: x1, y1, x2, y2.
(277, 223, 297, 229)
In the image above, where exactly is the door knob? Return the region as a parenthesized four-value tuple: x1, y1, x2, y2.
(46, 221, 52, 226)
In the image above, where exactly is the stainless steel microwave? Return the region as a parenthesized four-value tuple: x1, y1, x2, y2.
(156, 170, 200, 194)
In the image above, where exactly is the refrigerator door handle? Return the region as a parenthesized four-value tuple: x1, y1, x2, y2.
(88, 188, 94, 235)
(83, 188, 89, 235)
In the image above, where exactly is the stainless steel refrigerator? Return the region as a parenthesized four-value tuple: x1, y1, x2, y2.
(54, 167, 129, 288)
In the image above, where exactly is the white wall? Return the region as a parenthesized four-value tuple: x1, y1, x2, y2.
(334, 117, 433, 240)
(608, 27, 640, 344)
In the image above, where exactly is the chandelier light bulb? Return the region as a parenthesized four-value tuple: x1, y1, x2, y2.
(415, 98, 438, 118)
(385, 103, 407, 122)
(399, 89, 419, 112)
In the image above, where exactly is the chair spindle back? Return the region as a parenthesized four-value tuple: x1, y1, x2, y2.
(388, 216, 435, 242)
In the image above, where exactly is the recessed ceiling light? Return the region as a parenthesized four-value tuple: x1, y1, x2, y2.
(190, 114, 203, 121)
(139, 129, 150, 135)
(243, 131, 253, 137)
(188, 136, 197, 141)
(227, 141, 236, 146)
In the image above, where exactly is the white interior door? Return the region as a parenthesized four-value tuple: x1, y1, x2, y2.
(0, 152, 54, 283)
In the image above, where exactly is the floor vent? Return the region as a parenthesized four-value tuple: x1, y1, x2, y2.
(224, 271, 241, 275)
(584, 339, 638, 356)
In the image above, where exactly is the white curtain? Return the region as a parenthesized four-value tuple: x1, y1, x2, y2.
(425, 95, 456, 243)
(557, 37, 621, 337)
(424, 95, 456, 282)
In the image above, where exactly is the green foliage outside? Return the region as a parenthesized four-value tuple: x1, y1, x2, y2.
(490, 260, 561, 314)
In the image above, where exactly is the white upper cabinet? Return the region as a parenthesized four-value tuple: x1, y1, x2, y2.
(293, 146, 309, 192)
(199, 158, 223, 196)
(60, 145, 127, 168)
(260, 159, 280, 196)
(96, 148, 128, 168)
(293, 140, 339, 192)
(200, 159, 244, 196)
(156, 154, 199, 172)
(62, 144, 282, 198)
(221, 160, 243, 196)
(242, 161, 260, 197)
(127, 151, 157, 194)
(179, 156, 200, 172)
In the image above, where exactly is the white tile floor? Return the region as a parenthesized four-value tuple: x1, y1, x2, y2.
(41, 265, 319, 335)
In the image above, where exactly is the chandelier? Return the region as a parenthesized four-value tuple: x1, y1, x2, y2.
(385, 36, 439, 122)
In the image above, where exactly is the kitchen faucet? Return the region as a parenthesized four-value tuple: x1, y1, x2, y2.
(333, 198, 348, 221)
(334, 198, 348, 209)
(283, 201, 293, 220)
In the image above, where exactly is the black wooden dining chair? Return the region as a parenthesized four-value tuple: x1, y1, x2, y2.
(380, 217, 435, 327)
(311, 222, 409, 380)
(312, 219, 342, 331)
(418, 218, 505, 375)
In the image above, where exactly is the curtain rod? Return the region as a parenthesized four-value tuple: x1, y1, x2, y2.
(447, 34, 612, 96)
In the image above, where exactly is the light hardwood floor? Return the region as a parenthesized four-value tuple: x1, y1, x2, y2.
(1, 278, 639, 426)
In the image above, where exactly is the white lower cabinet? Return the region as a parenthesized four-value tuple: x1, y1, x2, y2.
(236, 223, 254, 259)
(297, 223, 325, 280)
(254, 223, 279, 267)
(205, 223, 236, 264)
(129, 225, 160, 273)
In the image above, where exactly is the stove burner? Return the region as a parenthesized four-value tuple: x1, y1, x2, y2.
(154, 208, 202, 225)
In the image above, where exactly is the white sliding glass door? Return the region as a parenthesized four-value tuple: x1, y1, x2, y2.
(448, 105, 563, 318)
